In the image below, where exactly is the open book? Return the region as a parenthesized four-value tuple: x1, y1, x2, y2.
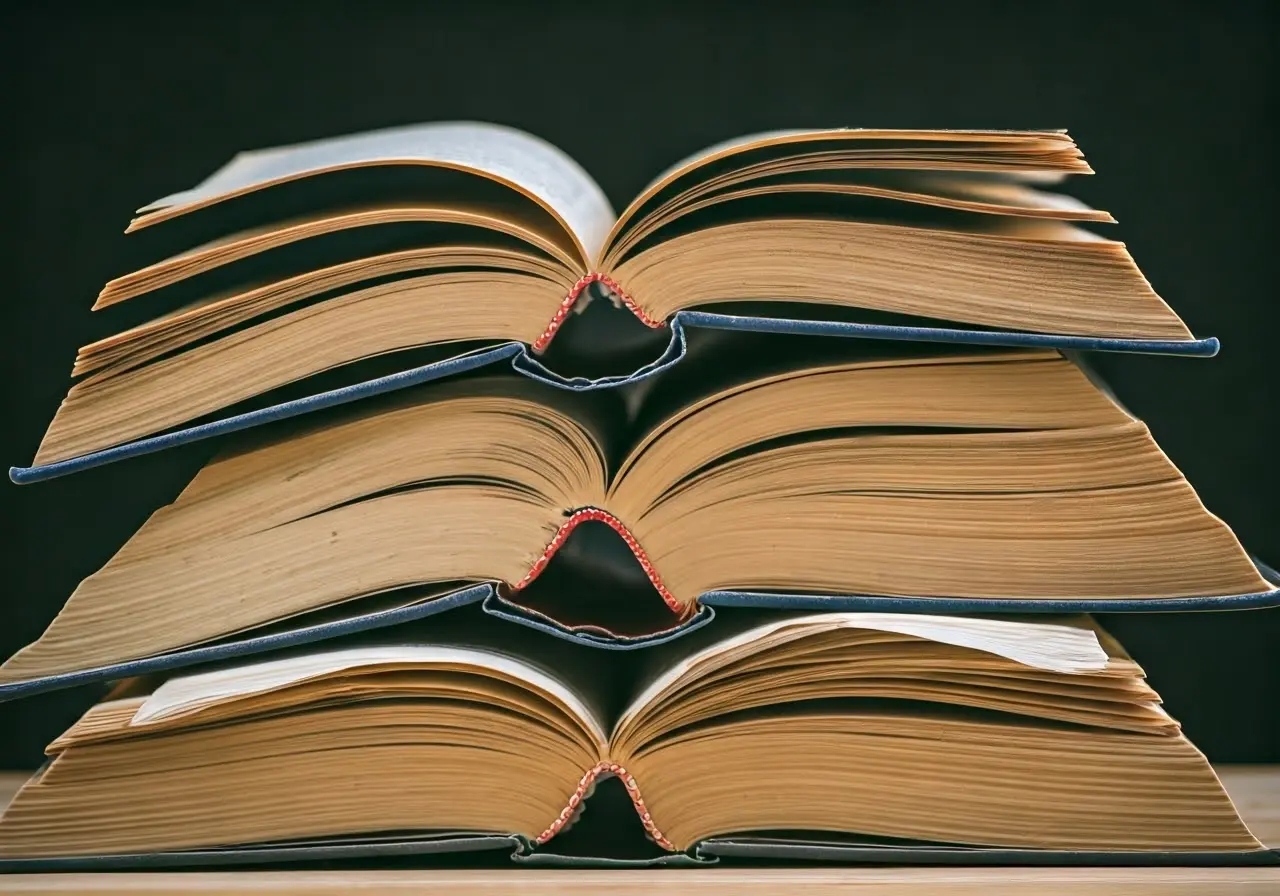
(0, 611, 1266, 867)
(14, 123, 1219, 483)
(1, 342, 1273, 695)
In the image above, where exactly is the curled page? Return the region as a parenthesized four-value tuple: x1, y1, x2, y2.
(132, 642, 609, 745)
(138, 121, 616, 265)
(619, 612, 1110, 731)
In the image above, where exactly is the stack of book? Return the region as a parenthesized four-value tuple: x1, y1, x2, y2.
(1, 124, 1276, 868)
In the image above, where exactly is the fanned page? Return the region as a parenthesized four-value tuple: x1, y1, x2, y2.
(0, 613, 1263, 860)
(600, 127, 1085, 251)
(132, 121, 615, 267)
(618, 611, 1114, 731)
(591, 129, 1183, 340)
(132, 642, 610, 748)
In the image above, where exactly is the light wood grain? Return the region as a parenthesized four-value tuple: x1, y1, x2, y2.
(1, 766, 1276, 894)
(3, 867, 1280, 895)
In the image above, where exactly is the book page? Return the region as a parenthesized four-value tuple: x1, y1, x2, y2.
(639, 129, 817, 196)
(638, 128, 1070, 197)
(617, 612, 1110, 735)
(138, 122, 616, 267)
(603, 128, 1082, 255)
(132, 641, 610, 746)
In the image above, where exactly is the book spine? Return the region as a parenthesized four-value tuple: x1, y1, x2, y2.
(532, 274, 664, 353)
(535, 761, 676, 851)
(512, 508, 686, 616)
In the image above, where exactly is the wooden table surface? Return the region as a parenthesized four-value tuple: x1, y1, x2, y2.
(1, 766, 1277, 894)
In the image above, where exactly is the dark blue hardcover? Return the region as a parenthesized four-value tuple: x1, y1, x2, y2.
(8, 311, 1218, 484)
(1, 834, 1273, 870)
(3, 560, 1276, 703)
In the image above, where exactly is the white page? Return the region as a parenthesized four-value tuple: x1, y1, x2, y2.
(132, 643, 608, 745)
(140, 122, 616, 266)
(619, 613, 1109, 732)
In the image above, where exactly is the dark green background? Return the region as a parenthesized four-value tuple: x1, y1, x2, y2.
(0, 0, 1275, 767)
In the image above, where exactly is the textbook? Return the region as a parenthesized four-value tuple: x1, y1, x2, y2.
(15, 123, 1222, 483)
(2, 340, 1275, 697)
(0, 612, 1270, 868)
